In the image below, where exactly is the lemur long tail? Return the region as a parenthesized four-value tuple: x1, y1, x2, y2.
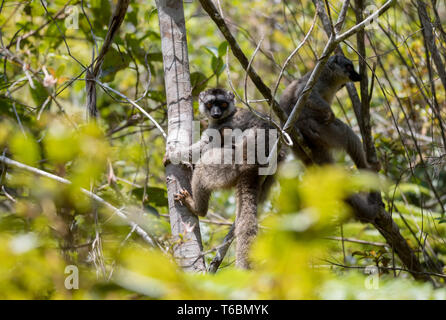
(235, 175, 259, 269)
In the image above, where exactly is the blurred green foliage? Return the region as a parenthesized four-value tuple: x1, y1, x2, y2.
(0, 0, 445, 299)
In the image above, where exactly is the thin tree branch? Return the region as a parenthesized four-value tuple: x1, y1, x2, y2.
(325, 236, 390, 247)
(416, 0, 446, 92)
(208, 223, 235, 273)
(284, 0, 394, 136)
(96, 80, 167, 139)
(325, 259, 446, 280)
(86, 0, 130, 120)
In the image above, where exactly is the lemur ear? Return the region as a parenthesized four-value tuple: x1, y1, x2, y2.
(327, 55, 337, 68)
(334, 55, 344, 64)
(227, 91, 235, 101)
(198, 90, 206, 102)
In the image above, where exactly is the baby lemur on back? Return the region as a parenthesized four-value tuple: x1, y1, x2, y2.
(172, 88, 285, 269)
(280, 54, 381, 221)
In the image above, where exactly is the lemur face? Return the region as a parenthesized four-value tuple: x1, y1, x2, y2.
(199, 88, 236, 121)
(329, 55, 362, 82)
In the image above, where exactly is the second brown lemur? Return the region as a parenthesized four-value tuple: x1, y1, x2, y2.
(280, 55, 382, 221)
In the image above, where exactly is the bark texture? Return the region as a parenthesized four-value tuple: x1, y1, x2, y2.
(156, 0, 206, 272)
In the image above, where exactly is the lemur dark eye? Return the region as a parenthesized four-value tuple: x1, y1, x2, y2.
(221, 102, 228, 108)
(206, 102, 212, 108)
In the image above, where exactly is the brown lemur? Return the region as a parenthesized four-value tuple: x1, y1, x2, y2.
(279, 54, 382, 221)
(166, 88, 285, 269)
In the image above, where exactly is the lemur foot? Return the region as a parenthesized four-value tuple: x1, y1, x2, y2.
(174, 189, 200, 216)
(174, 189, 190, 204)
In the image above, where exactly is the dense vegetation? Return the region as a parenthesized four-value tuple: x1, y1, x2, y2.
(0, 0, 445, 299)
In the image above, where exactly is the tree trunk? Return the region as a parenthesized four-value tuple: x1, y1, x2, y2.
(155, 0, 206, 272)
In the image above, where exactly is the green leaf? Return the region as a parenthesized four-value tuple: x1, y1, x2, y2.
(204, 46, 219, 58)
(24, 4, 32, 16)
(101, 48, 130, 82)
(132, 186, 168, 207)
(91, 0, 112, 31)
(10, 132, 41, 166)
(45, 22, 67, 49)
(30, 81, 49, 108)
(147, 90, 166, 103)
(145, 52, 163, 62)
(397, 183, 432, 197)
(144, 204, 160, 216)
(218, 41, 229, 57)
(351, 251, 366, 257)
(190, 72, 209, 96)
(211, 57, 225, 76)
(127, 9, 139, 27)
(125, 34, 147, 63)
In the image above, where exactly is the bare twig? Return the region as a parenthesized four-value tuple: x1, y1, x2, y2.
(283, 0, 395, 135)
(208, 224, 235, 273)
(325, 236, 390, 247)
(85, 0, 130, 119)
(324, 259, 446, 280)
(416, 0, 446, 92)
(270, 13, 317, 113)
(96, 80, 167, 139)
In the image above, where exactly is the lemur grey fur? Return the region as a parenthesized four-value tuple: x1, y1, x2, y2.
(170, 88, 285, 269)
